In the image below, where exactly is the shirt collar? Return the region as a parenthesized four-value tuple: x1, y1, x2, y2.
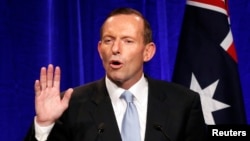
(105, 74, 148, 104)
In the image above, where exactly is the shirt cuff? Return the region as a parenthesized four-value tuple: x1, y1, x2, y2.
(34, 116, 55, 141)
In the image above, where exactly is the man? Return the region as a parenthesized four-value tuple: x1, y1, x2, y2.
(25, 7, 207, 141)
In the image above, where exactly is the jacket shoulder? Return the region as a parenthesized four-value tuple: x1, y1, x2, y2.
(148, 77, 195, 91)
(147, 77, 200, 99)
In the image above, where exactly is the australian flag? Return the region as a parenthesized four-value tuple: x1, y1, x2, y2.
(172, 0, 246, 125)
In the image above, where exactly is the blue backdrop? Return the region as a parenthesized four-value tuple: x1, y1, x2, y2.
(0, 0, 249, 140)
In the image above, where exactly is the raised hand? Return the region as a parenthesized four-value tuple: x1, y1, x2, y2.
(34, 64, 73, 126)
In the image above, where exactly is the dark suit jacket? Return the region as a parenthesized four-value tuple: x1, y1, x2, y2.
(24, 77, 208, 141)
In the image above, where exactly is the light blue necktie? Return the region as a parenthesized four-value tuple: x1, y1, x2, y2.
(120, 90, 141, 141)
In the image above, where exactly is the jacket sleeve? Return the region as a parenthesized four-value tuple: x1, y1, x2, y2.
(23, 123, 38, 141)
(24, 119, 70, 141)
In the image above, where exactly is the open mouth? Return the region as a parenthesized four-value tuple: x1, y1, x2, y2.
(110, 60, 123, 69)
(112, 60, 121, 65)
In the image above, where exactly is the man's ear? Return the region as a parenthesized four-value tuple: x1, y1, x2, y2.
(97, 41, 103, 59)
(143, 42, 156, 62)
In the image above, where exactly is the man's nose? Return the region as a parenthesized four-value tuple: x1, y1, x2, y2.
(111, 40, 121, 55)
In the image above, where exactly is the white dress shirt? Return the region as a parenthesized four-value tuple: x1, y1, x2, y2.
(106, 75, 148, 141)
(34, 74, 148, 141)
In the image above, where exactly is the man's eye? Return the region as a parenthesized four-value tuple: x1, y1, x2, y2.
(125, 40, 133, 44)
(103, 39, 113, 44)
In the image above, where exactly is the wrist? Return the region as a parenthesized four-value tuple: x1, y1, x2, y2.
(35, 116, 55, 126)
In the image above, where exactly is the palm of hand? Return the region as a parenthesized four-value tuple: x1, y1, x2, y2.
(34, 64, 73, 126)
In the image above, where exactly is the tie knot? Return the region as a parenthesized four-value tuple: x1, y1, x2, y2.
(121, 90, 134, 103)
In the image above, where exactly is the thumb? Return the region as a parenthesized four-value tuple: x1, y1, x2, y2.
(62, 88, 73, 108)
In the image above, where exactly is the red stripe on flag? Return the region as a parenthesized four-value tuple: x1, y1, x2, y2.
(189, 0, 227, 13)
(227, 43, 238, 63)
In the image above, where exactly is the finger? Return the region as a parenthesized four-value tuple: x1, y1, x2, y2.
(40, 67, 47, 90)
(53, 66, 61, 88)
(34, 80, 41, 96)
(47, 64, 54, 88)
(62, 88, 73, 108)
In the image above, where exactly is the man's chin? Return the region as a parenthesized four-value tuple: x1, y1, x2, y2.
(109, 76, 123, 82)
(108, 74, 125, 84)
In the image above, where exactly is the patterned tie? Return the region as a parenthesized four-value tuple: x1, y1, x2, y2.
(120, 90, 141, 141)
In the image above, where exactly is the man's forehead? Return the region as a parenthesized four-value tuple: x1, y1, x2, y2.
(106, 14, 142, 23)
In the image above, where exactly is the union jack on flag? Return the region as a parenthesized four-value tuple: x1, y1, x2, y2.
(172, 0, 246, 125)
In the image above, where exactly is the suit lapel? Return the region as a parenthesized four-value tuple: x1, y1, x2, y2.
(90, 78, 122, 141)
(145, 78, 171, 141)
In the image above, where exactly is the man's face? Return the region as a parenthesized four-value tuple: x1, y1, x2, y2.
(98, 14, 154, 89)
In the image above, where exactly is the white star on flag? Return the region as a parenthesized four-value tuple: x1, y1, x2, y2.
(190, 73, 230, 125)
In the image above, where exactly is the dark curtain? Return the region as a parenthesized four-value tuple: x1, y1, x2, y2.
(0, 0, 249, 140)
